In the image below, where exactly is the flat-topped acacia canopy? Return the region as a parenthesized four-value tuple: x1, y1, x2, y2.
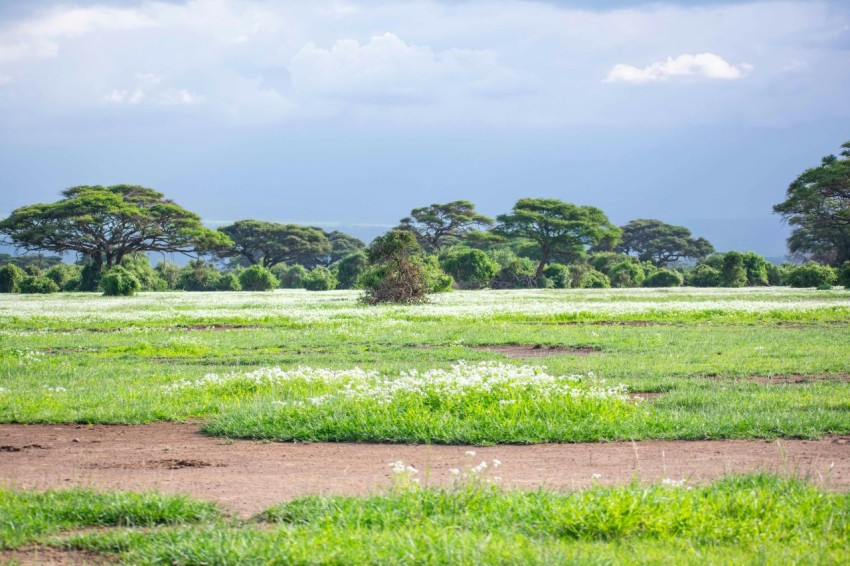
(0, 184, 231, 271)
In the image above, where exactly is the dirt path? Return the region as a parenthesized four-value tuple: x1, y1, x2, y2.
(1, 423, 848, 517)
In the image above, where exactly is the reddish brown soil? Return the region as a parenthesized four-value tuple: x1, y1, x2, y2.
(2, 424, 848, 518)
(469, 344, 600, 358)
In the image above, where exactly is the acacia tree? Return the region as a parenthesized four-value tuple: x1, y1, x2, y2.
(616, 219, 714, 267)
(495, 198, 620, 278)
(297, 230, 365, 268)
(398, 200, 493, 252)
(0, 185, 230, 273)
(217, 220, 330, 268)
(774, 141, 850, 265)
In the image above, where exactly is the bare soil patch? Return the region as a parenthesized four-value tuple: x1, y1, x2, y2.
(469, 344, 600, 358)
(705, 374, 850, 384)
(0, 546, 113, 565)
(2, 423, 848, 517)
(174, 324, 260, 332)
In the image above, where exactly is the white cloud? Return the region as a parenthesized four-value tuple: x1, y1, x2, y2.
(0, 0, 845, 130)
(0, 6, 154, 63)
(289, 32, 520, 103)
(606, 53, 753, 83)
(0, 74, 12, 86)
(103, 72, 201, 106)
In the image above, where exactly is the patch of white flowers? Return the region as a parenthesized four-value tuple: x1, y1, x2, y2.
(1, 288, 846, 325)
(9, 349, 45, 366)
(661, 477, 692, 489)
(42, 385, 67, 393)
(161, 361, 629, 407)
(0, 387, 9, 394)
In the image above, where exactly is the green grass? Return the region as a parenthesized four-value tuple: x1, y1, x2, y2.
(1, 288, 849, 442)
(2, 289, 849, 561)
(11, 475, 842, 564)
(0, 488, 219, 549)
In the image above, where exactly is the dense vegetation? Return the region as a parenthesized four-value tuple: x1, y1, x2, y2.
(2, 141, 849, 297)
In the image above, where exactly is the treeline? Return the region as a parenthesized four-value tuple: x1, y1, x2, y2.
(0, 192, 847, 295)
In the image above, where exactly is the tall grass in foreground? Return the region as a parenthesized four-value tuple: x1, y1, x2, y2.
(55, 475, 850, 565)
(0, 489, 219, 549)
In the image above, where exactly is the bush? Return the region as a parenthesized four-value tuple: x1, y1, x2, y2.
(178, 260, 222, 291)
(569, 264, 610, 288)
(122, 255, 167, 291)
(720, 252, 748, 287)
(78, 263, 103, 292)
(608, 261, 645, 288)
(100, 266, 141, 296)
(361, 230, 430, 304)
(440, 247, 498, 289)
(216, 272, 242, 291)
(542, 263, 571, 289)
(45, 264, 80, 290)
(334, 253, 368, 289)
(302, 266, 338, 291)
(271, 264, 308, 289)
(19, 275, 60, 294)
(423, 256, 454, 293)
(837, 262, 850, 288)
(786, 262, 837, 288)
(767, 263, 789, 286)
(488, 249, 536, 289)
(0, 264, 24, 293)
(239, 265, 279, 291)
(588, 252, 630, 276)
(741, 251, 769, 286)
(155, 261, 182, 290)
(687, 264, 721, 287)
(643, 269, 683, 288)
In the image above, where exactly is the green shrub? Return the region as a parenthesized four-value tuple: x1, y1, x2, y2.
(608, 261, 645, 288)
(334, 253, 368, 289)
(424, 256, 454, 293)
(720, 252, 748, 287)
(588, 252, 630, 276)
(239, 264, 279, 291)
(271, 264, 308, 289)
(216, 272, 242, 291)
(100, 266, 141, 296)
(302, 266, 338, 291)
(643, 269, 683, 288)
(19, 275, 60, 294)
(687, 264, 721, 287)
(741, 252, 769, 286)
(440, 247, 498, 289)
(45, 264, 79, 290)
(542, 263, 571, 289)
(767, 263, 789, 286)
(78, 263, 102, 292)
(0, 264, 24, 293)
(570, 265, 610, 288)
(488, 250, 537, 289)
(786, 262, 837, 288)
(361, 230, 430, 304)
(122, 255, 167, 291)
(837, 262, 850, 288)
(154, 261, 182, 290)
(178, 261, 222, 291)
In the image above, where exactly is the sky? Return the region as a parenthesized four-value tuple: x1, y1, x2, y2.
(1, 0, 849, 258)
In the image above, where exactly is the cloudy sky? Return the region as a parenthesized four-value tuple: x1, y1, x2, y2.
(1, 0, 849, 256)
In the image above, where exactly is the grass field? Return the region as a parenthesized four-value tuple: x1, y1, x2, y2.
(1, 287, 849, 563)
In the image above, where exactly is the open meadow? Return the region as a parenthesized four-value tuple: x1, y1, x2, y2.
(2, 287, 850, 564)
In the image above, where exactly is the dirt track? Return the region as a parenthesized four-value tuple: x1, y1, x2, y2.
(2, 423, 848, 517)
